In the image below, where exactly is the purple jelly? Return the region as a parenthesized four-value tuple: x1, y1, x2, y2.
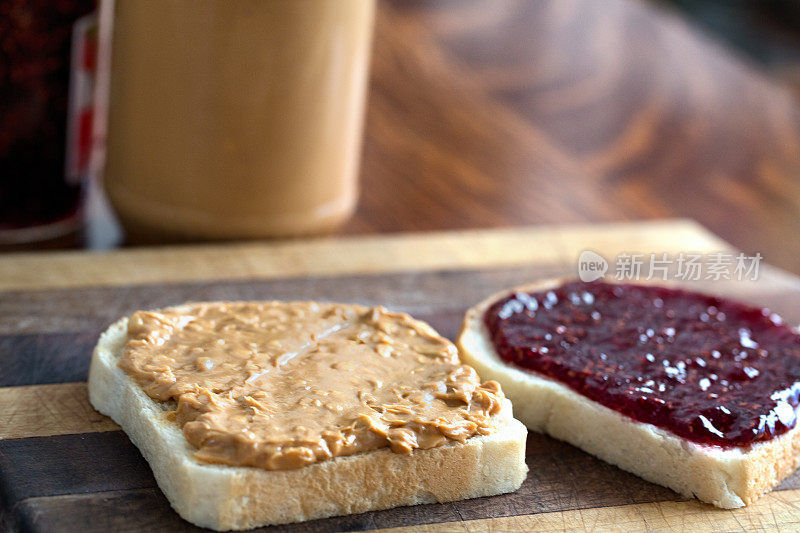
(483, 280, 800, 448)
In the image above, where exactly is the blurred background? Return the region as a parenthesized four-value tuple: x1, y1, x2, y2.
(659, 0, 800, 90)
(2, 0, 800, 273)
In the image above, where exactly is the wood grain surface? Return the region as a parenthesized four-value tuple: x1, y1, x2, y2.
(342, 0, 800, 276)
(1, 221, 800, 532)
(0, 219, 728, 291)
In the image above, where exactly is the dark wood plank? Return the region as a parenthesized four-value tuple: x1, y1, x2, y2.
(4, 264, 799, 340)
(5, 490, 197, 533)
(6, 489, 454, 533)
(0, 434, 154, 530)
(0, 431, 696, 533)
(0, 333, 96, 387)
(5, 429, 798, 532)
(0, 433, 156, 503)
(0, 265, 572, 337)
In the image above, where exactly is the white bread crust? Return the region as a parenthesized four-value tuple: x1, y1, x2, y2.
(457, 279, 800, 508)
(89, 312, 528, 531)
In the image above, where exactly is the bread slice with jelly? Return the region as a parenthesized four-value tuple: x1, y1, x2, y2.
(88, 303, 527, 531)
(457, 278, 800, 508)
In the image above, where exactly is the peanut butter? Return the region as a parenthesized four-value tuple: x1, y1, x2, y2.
(101, 0, 375, 242)
(118, 302, 504, 470)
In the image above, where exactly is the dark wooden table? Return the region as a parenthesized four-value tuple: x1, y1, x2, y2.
(343, 0, 800, 274)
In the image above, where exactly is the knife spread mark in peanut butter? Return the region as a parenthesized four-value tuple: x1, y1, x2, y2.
(119, 302, 504, 470)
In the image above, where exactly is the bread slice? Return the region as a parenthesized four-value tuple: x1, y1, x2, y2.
(88, 308, 528, 531)
(457, 279, 800, 509)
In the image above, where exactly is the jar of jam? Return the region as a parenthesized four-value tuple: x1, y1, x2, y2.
(0, 0, 96, 247)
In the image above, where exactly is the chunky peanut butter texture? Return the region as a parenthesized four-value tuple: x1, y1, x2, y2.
(119, 302, 504, 470)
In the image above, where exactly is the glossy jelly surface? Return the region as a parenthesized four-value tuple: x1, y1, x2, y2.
(484, 280, 800, 448)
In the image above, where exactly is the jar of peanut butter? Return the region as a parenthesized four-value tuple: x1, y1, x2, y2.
(99, 0, 375, 242)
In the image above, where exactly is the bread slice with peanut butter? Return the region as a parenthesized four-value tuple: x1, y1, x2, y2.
(88, 301, 527, 530)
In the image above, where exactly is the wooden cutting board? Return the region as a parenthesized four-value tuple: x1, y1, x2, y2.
(2, 220, 799, 532)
